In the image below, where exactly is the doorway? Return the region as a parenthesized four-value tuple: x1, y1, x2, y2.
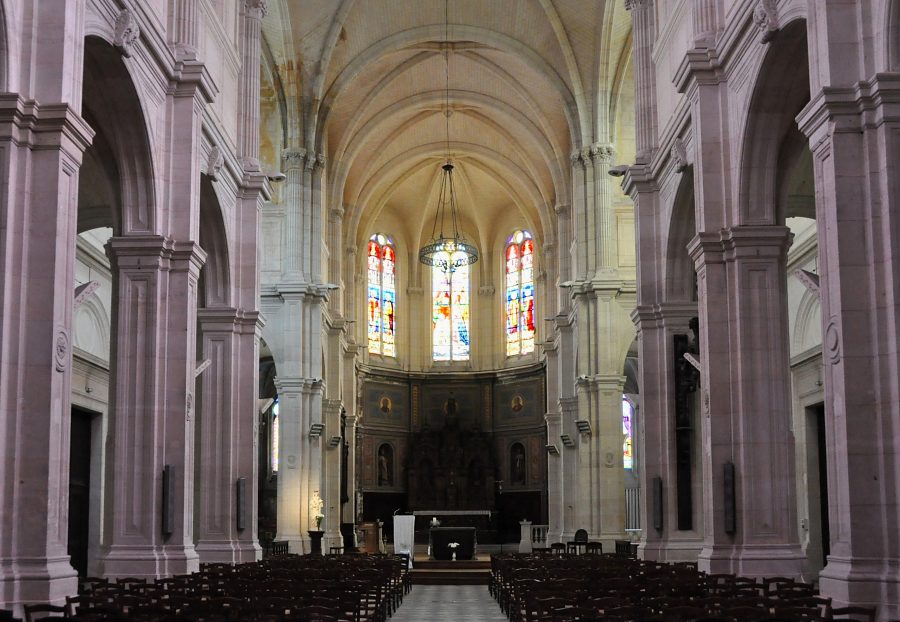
(805, 403, 830, 575)
(68, 407, 96, 576)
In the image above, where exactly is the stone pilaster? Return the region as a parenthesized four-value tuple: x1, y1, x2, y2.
(101, 236, 206, 578)
(689, 226, 803, 578)
(321, 397, 344, 551)
(625, 0, 658, 162)
(194, 309, 263, 564)
(798, 73, 900, 615)
(342, 412, 360, 531)
(171, 0, 200, 60)
(237, 0, 268, 170)
(545, 411, 564, 543)
(632, 304, 703, 562)
(692, 0, 721, 48)
(0, 96, 92, 609)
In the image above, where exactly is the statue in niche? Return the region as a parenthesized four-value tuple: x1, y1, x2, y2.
(379, 396, 392, 414)
(378, 444, 394, 486)
(511, 443, 526, 485)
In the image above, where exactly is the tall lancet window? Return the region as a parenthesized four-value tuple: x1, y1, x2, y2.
(623, 396, 634, 470)
(505, 230, 536, 356)
(432, 252, 471, 361)
(367, 233, 396, 356)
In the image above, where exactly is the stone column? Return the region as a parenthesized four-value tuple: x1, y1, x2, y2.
(798, 73, 900, 614)
(689, 226, 803, 578)
(281, 150, 306, 279)
(102, 237, 206, 578)
(237, 0, 268, 170)
(195, 309, 262, 563)
(554, 204, 572, 311)
(590, 145, 615, 272)
(0, 103, 92, 609)
(625, 0, 658, 162)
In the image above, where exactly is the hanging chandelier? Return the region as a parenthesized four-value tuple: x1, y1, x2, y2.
(418, 0, 478, 273)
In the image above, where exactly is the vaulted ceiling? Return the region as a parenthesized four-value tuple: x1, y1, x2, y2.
(260, 0, 633, 257)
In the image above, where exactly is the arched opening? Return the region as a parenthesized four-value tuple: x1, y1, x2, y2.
(72, 35, 158, 577)
(740, 18, 828, 582)
(258, 345, 279, 548)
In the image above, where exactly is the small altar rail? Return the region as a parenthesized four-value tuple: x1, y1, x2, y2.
(518, 521, 548, 553)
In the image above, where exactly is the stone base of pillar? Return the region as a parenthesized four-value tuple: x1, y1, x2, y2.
(697, 544, 804, 579)
(819, 556, 900, 619)
(102, 544, 199, 579)
(280, 534, 309, 555)
(639, 539, 703, 562)
(196, 540, 261, 564)
(323, 532, 343, 553)
(0, 556, 77, 613)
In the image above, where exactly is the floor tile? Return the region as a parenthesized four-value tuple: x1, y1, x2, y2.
(392, 584, 507, 621)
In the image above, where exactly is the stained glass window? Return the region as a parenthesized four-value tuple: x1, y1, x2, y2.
(505, 230, 536, 356)
(271, 399, 280, 473)
(367, 234, 396, 356)
(432, 252, 470, 361)
(623, 396, 634, 470)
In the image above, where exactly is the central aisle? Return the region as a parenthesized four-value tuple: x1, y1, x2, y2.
(393, 585, 507, 621)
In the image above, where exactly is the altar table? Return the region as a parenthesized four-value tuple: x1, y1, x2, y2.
(429, 526, 476, 560)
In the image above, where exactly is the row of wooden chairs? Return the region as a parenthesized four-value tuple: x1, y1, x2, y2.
(490, 553, 878, 622)
(13, 554, 409, 622)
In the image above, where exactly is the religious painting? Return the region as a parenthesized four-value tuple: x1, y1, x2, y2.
(494, 374, 544, 424)
(510, 394, 525, 412)
(363, 381, 408, 427)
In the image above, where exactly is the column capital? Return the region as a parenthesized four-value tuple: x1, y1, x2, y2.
(631, 303, 699, 328)
(674, 48, 725, 94)
(797, 74, 900, 153)
(589, 143, 615, 162)
(624, 0, 653, 11)
(0, 96, 95, 158)
(688, 226, 792, 268)
(243, 0, 268, 19)
(106, 235, 207, 273)
(170, 59, 218, 104)
(274, 376, 324, 395)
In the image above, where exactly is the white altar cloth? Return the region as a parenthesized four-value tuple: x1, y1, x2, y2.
(393, 515, 415, 568)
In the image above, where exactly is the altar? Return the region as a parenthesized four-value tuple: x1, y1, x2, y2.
(429, 526, 476, 560)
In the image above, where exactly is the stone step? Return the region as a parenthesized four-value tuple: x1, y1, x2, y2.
(409, 568, 492, 585)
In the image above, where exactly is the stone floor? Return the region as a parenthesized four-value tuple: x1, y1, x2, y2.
(392, 584, 508, 621)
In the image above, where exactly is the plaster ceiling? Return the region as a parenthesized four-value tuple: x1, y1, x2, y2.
(263, 0, 632, 253)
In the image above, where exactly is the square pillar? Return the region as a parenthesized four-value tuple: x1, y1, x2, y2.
(100, 236, 205, 578)
(690, 226, 803, 578)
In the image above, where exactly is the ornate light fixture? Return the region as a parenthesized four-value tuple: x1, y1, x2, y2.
(418, 0, 478, 273)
